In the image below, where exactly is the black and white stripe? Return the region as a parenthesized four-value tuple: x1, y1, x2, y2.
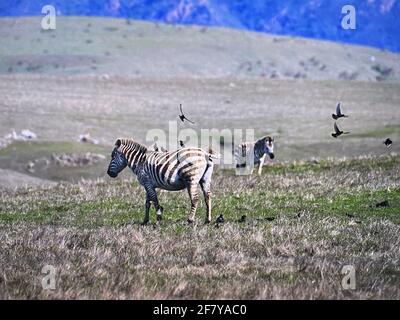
(107, 138, 219, 224)
(234, 136, 275, 175)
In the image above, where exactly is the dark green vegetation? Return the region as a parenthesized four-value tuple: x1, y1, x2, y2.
(1, 155, 399, 299)
(0, 141, 108, 182)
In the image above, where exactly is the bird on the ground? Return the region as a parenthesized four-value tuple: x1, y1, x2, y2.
(376, 200, 389, 208)
(179, 140, 186, 148)
(216, 214, 224, 224)
(332, 102, 348, 120)
(383, 138, 393, 148)
(266, 217, 275, 221)
(178, 104, 195, 124)
(332, 122, 350, 138)
(238, 215, 246, 223)
(346, 213, 354, 218)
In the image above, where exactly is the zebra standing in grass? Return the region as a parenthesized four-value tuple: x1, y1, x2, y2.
(234, 136, 275, 175)
(107, 138, 219, 224)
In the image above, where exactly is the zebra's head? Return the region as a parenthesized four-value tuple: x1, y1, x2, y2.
(107, 139, 128, 178)
(263, 136, 275, 159)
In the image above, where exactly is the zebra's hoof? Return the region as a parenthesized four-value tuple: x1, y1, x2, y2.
(204, 219, 211, 225)
(187, 219, 194, 224)
(156, 215, 162, 222)
(141, 221, 149, 226)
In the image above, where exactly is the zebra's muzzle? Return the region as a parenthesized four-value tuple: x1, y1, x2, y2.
(107, 170, 118, 178)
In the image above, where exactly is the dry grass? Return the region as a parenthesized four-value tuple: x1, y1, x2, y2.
(1, 75, 399, 169)
(1, 155, 399, 299)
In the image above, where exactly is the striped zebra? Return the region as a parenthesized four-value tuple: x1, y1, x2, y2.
(234, 136, 275, 175)
(107, 138, 219, 224)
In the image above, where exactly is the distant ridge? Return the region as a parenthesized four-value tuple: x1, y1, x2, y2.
(0, 17, 399, 81)
(0, 0, 399, 52)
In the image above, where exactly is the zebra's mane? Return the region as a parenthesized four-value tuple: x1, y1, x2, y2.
(116, 138, 148, 155)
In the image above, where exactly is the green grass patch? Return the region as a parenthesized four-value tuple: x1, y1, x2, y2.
(345, 124, 400, 139)
(1, 186, 398, 226)
(222, 154, 400, 175)
(0, 140, 109, 182)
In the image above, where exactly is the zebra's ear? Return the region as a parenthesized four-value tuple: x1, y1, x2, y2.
(115, 139, 122, 148)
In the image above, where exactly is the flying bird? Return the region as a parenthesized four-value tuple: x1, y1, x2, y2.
(216, 214, 225, 224)
(383, 138, 393, 148)
(178, 104, 195, 124)
(332, 122, 350, 138)
(332, 102, 348, 120)
(179, 140, 186, 148)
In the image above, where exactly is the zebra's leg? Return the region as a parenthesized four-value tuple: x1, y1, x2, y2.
(258, 154, 266, 175)
(153, 194, 163, 222)
(143, 194, 151, 225)
(143, 187, 162, 224)
(186, 183, 199, 224)
(200, 165, 213, 224)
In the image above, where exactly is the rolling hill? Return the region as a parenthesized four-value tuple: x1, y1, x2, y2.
(1, 0, 399, 52)
(0, 16, 400, 81)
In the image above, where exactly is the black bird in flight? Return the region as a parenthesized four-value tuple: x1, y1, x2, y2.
(332, 122, 350, 138)
(216, 214, 225, 224)
(179, 140, 186, 148)
(332, 102, 348, 120)
(178, 104, 195, 124)
(383, 138, 393, 148)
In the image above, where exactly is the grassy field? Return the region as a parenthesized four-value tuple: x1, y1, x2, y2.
(1, 76, 399, 185)
(0, 16, 400, 300)
(0, 155, 399, 299)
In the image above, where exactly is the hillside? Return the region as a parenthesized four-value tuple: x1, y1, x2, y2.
(0, 17, 399, 189)
(1, 0, 399, 52)
(0, 17, 400, 81)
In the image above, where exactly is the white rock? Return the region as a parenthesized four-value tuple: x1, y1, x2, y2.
(21, 129, 37, 139)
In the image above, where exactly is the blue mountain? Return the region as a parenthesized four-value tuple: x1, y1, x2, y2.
(1, 0, 399, 52)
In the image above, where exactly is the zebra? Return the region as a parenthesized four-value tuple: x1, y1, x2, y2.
(107, 138, 219, 224)
(234, 136, 275, 175)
